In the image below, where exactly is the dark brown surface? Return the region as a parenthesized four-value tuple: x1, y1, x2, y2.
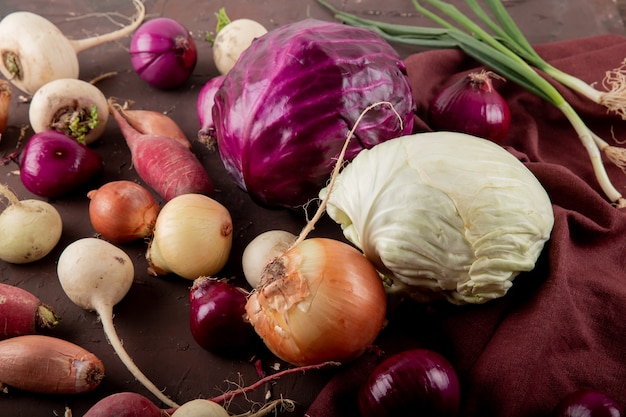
(0, 1, 625, 416)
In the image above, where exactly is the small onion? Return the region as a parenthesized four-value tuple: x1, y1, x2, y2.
(189, 277, 256, 355)
(358, 349, 461, 417)
(19, 130, 103, 198)
(196, 75, 225, 146)
(146, 193, 233, 280)
(242, 229, 297, 288)
(245, 237, 387, 366)
(130, 18, 198, 89)
(87, 180, 159, 243)
(554, 389, 624, 417)
(428, 70, 511, 142)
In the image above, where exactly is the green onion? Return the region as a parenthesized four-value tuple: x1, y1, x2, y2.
(316, 0, 626, 207)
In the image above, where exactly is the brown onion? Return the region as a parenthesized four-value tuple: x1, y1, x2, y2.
(88, 180, 159, 243)
(245, 237, 387, 366)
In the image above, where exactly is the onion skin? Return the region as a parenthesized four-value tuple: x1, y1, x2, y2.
(245, 237, 387, 366)
(358, 349, 461, 417)
(130, 18, 198, 89)
(19, 130, 103, 198)
(88, 180, 160, 243)
(0, 283, 60, 340)
(147, 194, 233, 280)
(554, 389, 624, 417)
(428, 70, 511, 143)
(83, 392, 170, 417)
(197, 75, 225, 147)
(0, 334, 104, 394)
(189, 277, 256, 355)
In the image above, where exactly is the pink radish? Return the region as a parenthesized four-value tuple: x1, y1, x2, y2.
(109, 100, 214, 201)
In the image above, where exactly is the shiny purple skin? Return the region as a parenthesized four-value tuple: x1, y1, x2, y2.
(189, 278, 255, 355)
(130, 18, 197, 89)
(428, 72, 511, 143)
(554, 389, 624, 417)
(213, 19, 416, 209)
(358, 349, 461, 417)
(19, 131, 103, 198)
(197, 75, 225, 144)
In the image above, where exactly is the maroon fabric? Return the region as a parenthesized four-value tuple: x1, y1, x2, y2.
(306, 34, 626, 417)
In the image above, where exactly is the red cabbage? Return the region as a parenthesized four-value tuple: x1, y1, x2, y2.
(212, 19, 415, 208)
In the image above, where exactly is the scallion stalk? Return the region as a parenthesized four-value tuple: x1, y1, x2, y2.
(316, 0, 626, 207)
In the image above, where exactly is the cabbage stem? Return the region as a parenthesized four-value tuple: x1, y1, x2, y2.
(316, 0, 626, 207)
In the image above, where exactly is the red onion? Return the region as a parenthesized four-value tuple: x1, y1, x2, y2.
(358, 348, 461, 417)
(428, 70, 511, 143)
(196, 75, 225, 146)
(189, 277, 256, 355)
(19, 130, 103, 198)
(130, 18, 197, 89)
(554, 389, 624, 417)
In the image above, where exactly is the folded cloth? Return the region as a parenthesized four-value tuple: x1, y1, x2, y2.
(306, 34, 626, 417)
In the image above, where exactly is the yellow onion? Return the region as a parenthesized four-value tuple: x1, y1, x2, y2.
(146, 193, 232, 280)
(87, 180, 159, 243)
(245, 237, 387, 366)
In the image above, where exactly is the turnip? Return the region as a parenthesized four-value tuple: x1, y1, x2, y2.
(57, 237, 179, 408)
(210, 9, 267, 75)
(0, 334, 104, 394)
(29, 78, 109, 144)
(0, 283, 60, 339)
(171, 399, 229, 417)
(0, 183, 63, 264)
(0, 0, 146, 95)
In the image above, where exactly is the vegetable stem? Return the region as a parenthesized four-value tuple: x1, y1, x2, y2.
(95, 301, 179, 408)
(70, 0, 145, 53)
(292, 101, 402, 248)
(0, 183, 20, 206)
(317, 0, 626, 207)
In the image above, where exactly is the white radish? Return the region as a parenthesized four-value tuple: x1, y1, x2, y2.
(29, 78, 109, 144)
(212, 10, 267, 75)
(57, 237, 179, 408)
(171, 399, 229, 417)
(0, 0, 145, 95)
(0, 183, 62, 264)
(242, 230, 296, 288)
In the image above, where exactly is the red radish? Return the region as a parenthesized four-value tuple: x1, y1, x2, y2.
(0, 283, 60, 340)
(109, 100, 214, 201)
(0, 334, 104, 394)
(83, 392, 170, 417)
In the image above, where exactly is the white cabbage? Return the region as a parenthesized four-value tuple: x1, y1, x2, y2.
(319, 132, 554, 304)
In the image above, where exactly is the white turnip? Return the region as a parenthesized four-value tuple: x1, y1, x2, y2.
(29, 78, 109, 144)
(0, 0, 145, 95)
(211, 9, 267, 75)
(0, 183, 62, 264)
(57, 237, 179, 408)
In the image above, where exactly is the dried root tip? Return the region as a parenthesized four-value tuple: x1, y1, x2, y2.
(601, 60, 626, 119)
(615, 198, 626, 209)
(603, 145, 626, 172)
